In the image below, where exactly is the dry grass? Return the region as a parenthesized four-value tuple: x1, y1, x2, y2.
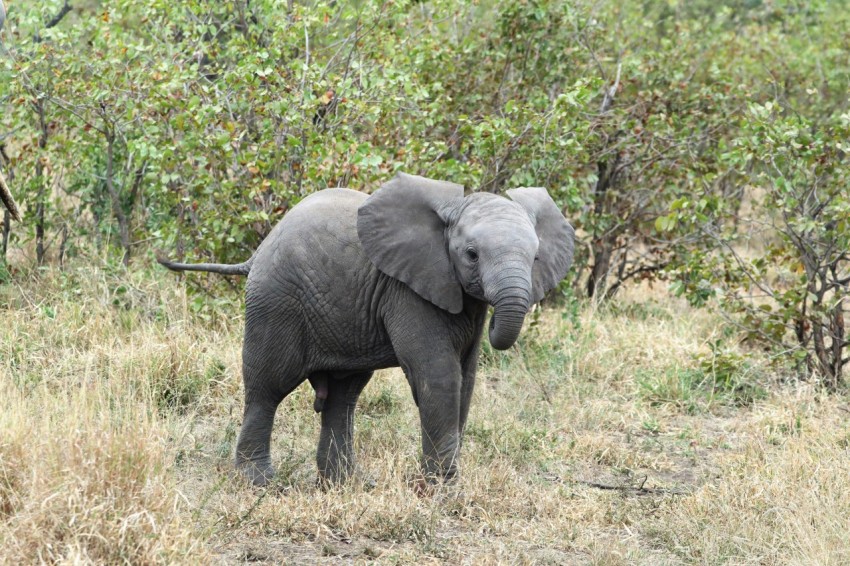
(2, 265, 850, 564)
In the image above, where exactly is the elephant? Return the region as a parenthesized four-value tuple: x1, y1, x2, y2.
(159, 173, 574, 487)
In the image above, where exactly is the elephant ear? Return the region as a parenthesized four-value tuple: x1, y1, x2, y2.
(506, 187, 575, 303)
(358, 172, 465, 313)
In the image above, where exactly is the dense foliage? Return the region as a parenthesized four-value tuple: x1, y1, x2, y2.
(1, 0, 847, 385)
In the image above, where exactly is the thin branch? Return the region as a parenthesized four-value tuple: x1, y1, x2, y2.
(34, 1, 73, 43)
(568, 477, 687, 496)
(573, 18, 606, 82)
(599, 62, 621, 113)
(45, 1, 72, 29)
(299, 21, 310, 102)
(702, 227, 776, 299)
(46, 95, 106, 135)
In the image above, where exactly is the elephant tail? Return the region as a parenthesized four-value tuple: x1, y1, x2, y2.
(157, 254, 254, 276)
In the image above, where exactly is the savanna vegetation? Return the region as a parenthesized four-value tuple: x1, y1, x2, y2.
(1, 0, 849, 563)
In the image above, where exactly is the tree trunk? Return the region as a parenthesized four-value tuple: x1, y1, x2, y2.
(35, 191, 45, 266)
(586, 155, 622, 299)
(104, 129, 131, 266)
(35, 99, 48, 266)
(1, 209, 9, 262)
(586, 239, 613, 300)
(58, 223, 69, 271)
(1, 145, 14, 263)
(828, 302, 845, 388)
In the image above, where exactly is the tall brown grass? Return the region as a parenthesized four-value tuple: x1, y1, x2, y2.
(2, 267, 849, 564)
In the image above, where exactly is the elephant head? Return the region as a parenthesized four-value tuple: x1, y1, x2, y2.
(357, 173, 574, 350)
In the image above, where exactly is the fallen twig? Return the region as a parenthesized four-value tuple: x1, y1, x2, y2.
(542, 472, 689, 496)
(573, 478, 687, 496)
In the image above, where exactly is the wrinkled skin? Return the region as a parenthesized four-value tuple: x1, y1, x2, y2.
(161, 173, 574, 487)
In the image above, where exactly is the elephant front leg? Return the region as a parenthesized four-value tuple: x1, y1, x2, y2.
(414, 361, 463, 483)
(459, 340, 481, 436)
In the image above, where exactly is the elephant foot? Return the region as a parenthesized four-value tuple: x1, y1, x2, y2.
(410, 469, 460, 498)
(411, 476, 435, 498)
(236, 458, 275, 487)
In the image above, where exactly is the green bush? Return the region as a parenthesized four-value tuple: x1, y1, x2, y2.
(2, 1, 847, 385)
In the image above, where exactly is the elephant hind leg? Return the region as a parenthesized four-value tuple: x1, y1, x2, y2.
(316, 371, 373, 485)
(236, 306, 311, 486)
(235, 393, 284, 487)
(235, 359, 306, 487)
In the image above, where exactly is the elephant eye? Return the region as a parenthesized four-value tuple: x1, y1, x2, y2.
(465, 248, 479, 262)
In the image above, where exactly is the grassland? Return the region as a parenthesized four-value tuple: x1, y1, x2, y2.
(2, 263, 850, 564)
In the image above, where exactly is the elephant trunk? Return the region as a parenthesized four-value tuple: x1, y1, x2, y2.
(486, 266, 532, 350)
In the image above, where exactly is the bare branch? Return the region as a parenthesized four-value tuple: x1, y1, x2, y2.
(45, 1, 72, 29)
(599, 62, 621, 114)
(299, 21, 310, 101)
(0, 168, 20, 221)
(701, 227, 776, 298)
(35, 0, 73, 43)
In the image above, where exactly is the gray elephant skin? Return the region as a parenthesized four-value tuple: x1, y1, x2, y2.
(159, 173, 575, 487)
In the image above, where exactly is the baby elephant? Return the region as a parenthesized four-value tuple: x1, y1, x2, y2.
(159, 173, 574, 487)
